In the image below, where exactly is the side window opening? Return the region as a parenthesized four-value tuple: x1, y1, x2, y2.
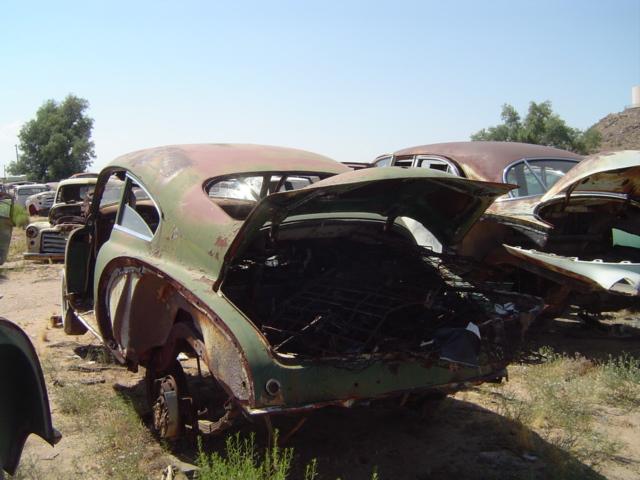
(374, 156, 392, 168)
(505, 159, 577, 198)
(394, 156, 414, 168)
(415, 156, 461, 176)
(56, 184, 95, 204)
(114, 176, 159, 240)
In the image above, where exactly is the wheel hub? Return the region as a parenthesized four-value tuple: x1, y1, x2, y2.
(152, 375, 181, 439)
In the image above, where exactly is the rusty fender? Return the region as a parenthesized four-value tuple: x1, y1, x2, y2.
(96, 257, 254, 406)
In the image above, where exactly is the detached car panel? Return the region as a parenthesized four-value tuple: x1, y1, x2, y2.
(0, 318, 58, 476)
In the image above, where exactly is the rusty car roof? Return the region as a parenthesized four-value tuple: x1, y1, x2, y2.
(392, 141, 582, 183)
(107, 143, 349, 196)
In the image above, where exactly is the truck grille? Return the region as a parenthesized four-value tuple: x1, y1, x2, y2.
(41, 231, 67, 254)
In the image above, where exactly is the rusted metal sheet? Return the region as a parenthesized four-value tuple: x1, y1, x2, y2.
(486, 196, 552, 232)
(505, 246, 640, 295)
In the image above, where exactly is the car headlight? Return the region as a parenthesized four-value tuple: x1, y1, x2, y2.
(26, 226, 38, 238)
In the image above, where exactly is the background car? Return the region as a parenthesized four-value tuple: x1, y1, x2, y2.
(13, 184, 49, 208)
(376, 142, 639, 311)
(24, 177, 98, 260)
(504, 150, 640, 302)
(61, 143, 541, 440)
(25, 190, 56, 216)
(374, 141, 582, 193)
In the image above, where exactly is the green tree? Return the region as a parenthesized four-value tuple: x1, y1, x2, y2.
(471, 101, 601, 155)
(9, 94, 95, 181)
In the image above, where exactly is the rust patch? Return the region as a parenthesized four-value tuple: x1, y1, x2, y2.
(215, 236, 229, 248)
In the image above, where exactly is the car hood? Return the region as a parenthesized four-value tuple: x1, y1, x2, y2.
(221, 167, 514, 271)
(27, 220, 51, 230)
(48, 202, 84, 225)
(540, 150, 640, 203)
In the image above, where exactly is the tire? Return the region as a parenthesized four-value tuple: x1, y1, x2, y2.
(28, 205, 37, 216)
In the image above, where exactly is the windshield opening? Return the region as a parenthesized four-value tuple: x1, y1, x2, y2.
(56, 184, 96, 204)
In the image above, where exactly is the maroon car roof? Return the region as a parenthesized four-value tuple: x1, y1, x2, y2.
(392, 141, 582, 183)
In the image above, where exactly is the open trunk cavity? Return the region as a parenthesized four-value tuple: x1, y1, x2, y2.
(222, 221, 541, 363)
(537, 196, 640, 263)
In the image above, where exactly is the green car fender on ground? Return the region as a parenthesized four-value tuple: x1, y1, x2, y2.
(0, 318, 58, 477)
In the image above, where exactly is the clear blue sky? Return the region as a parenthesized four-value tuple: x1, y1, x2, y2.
(1, 0, 638, 172)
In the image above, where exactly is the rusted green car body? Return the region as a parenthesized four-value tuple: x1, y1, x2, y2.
(63, 144, 541, 436)
(0, 318, 57, 477)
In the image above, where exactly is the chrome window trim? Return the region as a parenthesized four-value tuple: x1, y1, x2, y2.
(113, 223, 154, 242)
(502, 157, 580, 199)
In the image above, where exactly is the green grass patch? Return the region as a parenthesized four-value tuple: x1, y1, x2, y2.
(5, 231, 26, 262)
(488, 348, 640, 476)
(197, 432, 301, 480)
(11, 204, 29, 228)
(99, 394, 159, 480)
(597, 353, 640, 407)
(49, 371, 161, 479)
(57, 383, 101, 416)
(196, 432, 380, 480)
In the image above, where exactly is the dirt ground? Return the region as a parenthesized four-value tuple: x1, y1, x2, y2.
(1, 229, 639, 480)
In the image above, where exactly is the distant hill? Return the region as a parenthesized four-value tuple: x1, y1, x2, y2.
(591, 107, 640, 151)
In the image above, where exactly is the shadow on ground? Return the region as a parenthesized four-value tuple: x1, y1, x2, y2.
(525, 308, 640, 362)
(115, 372, 606, 480)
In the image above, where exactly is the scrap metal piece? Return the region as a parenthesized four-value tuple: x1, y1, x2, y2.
(505, 245, 640, 295)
